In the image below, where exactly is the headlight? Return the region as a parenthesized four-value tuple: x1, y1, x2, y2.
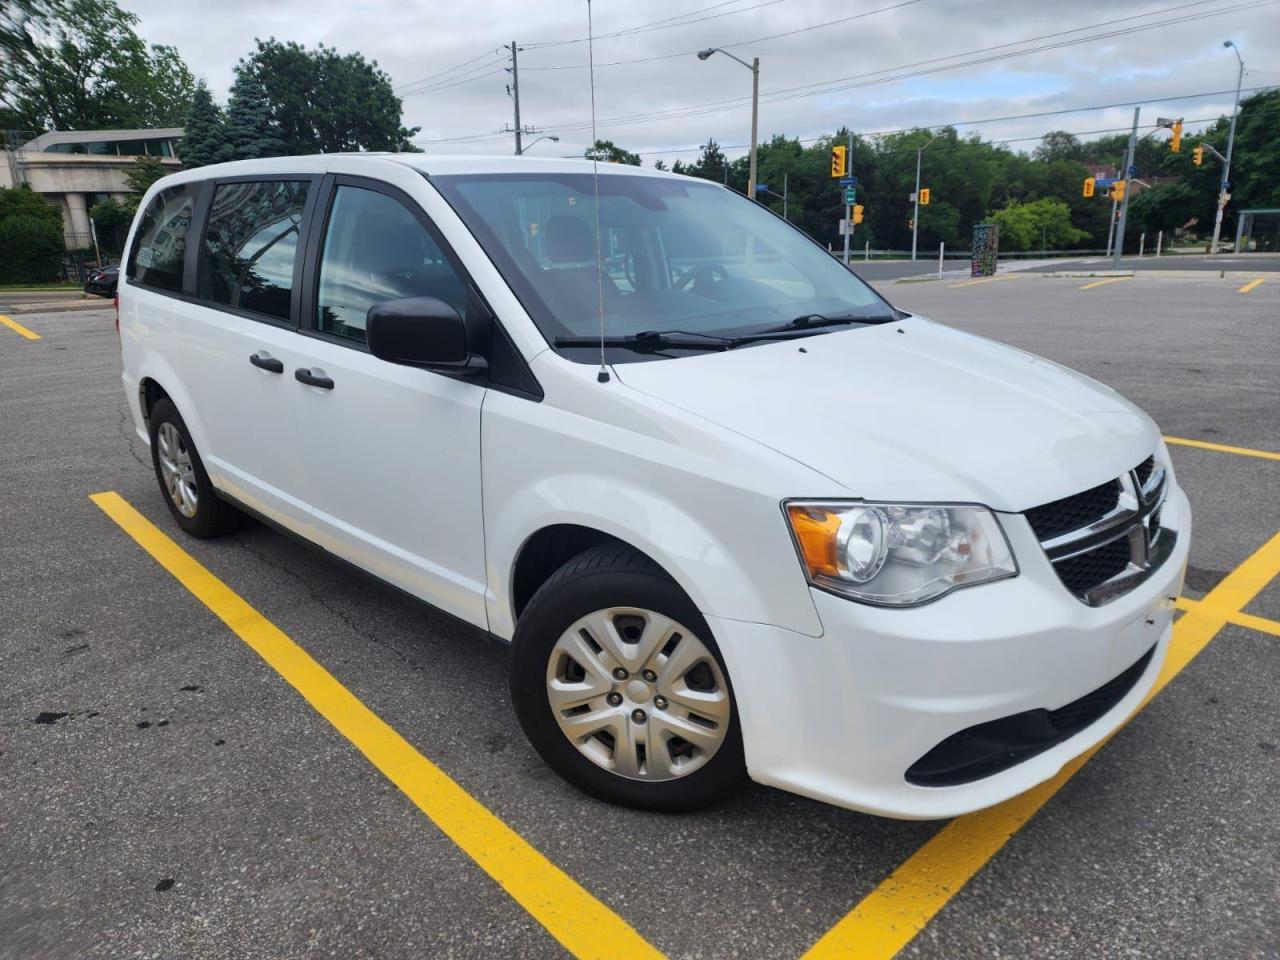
(785, 501, 1017, 606)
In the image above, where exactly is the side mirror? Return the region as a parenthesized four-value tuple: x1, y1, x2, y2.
(366, 296, 472, 369)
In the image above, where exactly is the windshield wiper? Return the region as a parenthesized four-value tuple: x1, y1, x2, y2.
(555, 330, 734, 352)
(749, 311, 893, 337)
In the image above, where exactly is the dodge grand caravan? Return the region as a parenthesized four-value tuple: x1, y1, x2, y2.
(116, 154, 1189, 818)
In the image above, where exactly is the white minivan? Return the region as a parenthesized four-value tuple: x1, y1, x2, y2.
(117, 154, 1189, 818)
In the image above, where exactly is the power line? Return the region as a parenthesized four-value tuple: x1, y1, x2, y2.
(521, 0, 922, 71)
(402, 67, 509, 98)
(534, 0, 1275, 134)
(522, 0, 794, 49)
(395, 48, 506, 93)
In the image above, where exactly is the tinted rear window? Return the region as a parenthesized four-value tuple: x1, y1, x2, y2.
(198, 180, 310, 321)
(127, 184, 197, 292)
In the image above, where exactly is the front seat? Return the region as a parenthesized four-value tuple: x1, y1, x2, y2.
(541, 215, 625, 320)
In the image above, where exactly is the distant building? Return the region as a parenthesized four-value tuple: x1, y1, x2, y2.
(1, 128, 183, 248)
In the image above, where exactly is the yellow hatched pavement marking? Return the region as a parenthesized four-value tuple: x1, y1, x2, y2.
(1079, 276, 1133, 290)
(948, 275, 1015, 288)
(802, 530, 1280, 960)
(1238, 277, 1265, 293)
(1176, 596, 1280, 639)
(1163, 435, 1280, 463)
(0, 313, 41, 340)
(90, 491, 664, 960)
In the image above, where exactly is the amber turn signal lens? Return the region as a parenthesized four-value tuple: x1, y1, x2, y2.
(787, 504, 841, 578)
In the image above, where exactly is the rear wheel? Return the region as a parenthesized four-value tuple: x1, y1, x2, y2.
(148, 397, 242, 538)
(510, 544, 745, 812)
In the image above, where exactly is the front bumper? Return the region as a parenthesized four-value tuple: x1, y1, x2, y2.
(710, 485, 1190, 820)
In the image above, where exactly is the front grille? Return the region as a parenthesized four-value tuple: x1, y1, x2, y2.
(906, 644, 1156, 787)
(1055, 536, 1132, 595)
(1024, 479, 1121, 540)
(1135, 455, 1156, 488)
(1024, 453, 1172, 605)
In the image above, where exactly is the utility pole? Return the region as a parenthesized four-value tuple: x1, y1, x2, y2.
(842, 131, 853, 266)
(509, 41, 523, 155)
(1210, 41, 1244, 254)
(1112, 107, 1140, 270)
(748, 56, 759, 199)
(782, 172, 788, 221)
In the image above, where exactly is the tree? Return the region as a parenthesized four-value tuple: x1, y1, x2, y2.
(125, 155, 169, 194)
(233, 37, 419, 154)
(652, 159, 668, 171)
(179, 82, 232, 168)
(585, 139, 640, 165)
(225, 75, 286, 160)
(987, 198, 1087, 252)
(1034, 131, 1084, 163)
(0, 185, 64, 282)
(0, 0, 194, 133)
(685, 139, 729, 183)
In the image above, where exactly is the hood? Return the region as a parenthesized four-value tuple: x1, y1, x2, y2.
(611, 317, 1159, 512)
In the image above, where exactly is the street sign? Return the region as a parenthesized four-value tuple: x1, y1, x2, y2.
(756, 183, 769, 193)
(839, 176, 857, 186)
(839, 218, 854, 235)
(1093, 177, 1118, 187)
(1128, 164, 1137, 176)
(844, 187, 857, 204)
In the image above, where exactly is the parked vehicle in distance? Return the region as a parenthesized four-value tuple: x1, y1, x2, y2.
(84, 264, 119, 298)
(115, 155, 1190, 818)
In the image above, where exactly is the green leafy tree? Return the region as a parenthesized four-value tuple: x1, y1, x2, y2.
(0, 0, 194, 132)
(125, 154, 169, 194)
(226, 75, 287, 160)
(180, 82, 233, 168)
(234, 37, 419, 154)
(585, 139, 640, 165)
(987, 198, 1087, 251)
(652, 159, 668, 171)
(684, 139, 730, 183)
(0, 185, 64, 282)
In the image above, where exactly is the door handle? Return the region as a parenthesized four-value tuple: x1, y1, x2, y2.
(295, 367, 335, 390)
(249, 351, 284, 374)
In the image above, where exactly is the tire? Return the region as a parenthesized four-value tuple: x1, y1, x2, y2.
(148, 396, 242, 538)
(510, 543, 745, 812)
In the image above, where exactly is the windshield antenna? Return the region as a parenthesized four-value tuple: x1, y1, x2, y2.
(586, 0, 609, 383)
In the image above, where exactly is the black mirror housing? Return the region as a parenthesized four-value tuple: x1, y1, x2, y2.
(366, 297, 469, 368)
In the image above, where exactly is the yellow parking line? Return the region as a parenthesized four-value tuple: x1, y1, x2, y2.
(1079, 276, 1132, 290)
(1175, 596, 1280, 638)
(1163, 435, 1280, 463)
(1238, 277, 1265, 293)
(0, 313, 41, 340)
(948, 275, 1014, 288)
(802, 529, 1280, 960)
(89, 491, 663, 960)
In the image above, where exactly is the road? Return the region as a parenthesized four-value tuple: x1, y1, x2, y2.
(2, 273, 1278, 959)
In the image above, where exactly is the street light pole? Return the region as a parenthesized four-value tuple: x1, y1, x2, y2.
(1210, 41, 1244, 255)
(697, 48, 760, 199)
(910, 133, 939, 262)
(524, 134, 560, 153)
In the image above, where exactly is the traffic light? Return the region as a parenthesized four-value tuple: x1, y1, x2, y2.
(831, 145, 848, 178)
(1083, 177, 1095, 198)
(1109, 180, 1126, 201)
(853, 204, 864, 225)
(918, 188, 930, 205)
(1193, 144, 1204, 166)
(1170, 120, 1183, 153)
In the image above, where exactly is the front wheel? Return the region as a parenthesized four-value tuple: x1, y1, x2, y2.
(510, 544, 745, 812)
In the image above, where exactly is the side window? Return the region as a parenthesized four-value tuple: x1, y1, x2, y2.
(126, 184, 197, 291)
(315, 185, 467, 344)
(198, 180, 309, 321)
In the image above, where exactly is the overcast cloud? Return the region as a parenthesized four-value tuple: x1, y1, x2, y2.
(124, 0, 1278, 162)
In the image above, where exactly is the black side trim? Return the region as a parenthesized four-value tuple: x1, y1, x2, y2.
(905, 644, 1157, 788)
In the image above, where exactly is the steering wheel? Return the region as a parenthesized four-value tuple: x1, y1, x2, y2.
(674, 262, 729, 291)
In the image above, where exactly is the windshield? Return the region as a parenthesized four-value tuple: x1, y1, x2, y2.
(431, 172, 894, 361)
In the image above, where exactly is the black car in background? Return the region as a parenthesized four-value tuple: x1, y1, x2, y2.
(84, 265, 119, 298)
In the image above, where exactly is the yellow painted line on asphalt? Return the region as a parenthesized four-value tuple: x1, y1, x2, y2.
(0, 313, 41, 340)
(1079, 276, 1133, 290)
(1238, 277, 1266, 293)
(89, 491, 663, 960)
(1175, 596, 1280, 639)
(948, 275, 1015, 288)
(1163, 435, 1280, 463)
(802, 529, 1280, 960)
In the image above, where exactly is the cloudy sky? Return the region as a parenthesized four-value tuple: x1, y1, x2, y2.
(126, 0, 1278, 162)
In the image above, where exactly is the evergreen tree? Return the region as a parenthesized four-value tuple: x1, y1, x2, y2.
(226, 75, 287, 160)
(180, 82, 232, 168)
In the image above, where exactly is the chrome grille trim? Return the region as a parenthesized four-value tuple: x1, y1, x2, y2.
(1027, 458, 1174, 606)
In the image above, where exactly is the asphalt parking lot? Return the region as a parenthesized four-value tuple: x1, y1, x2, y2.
(2, 271, 1278, 960)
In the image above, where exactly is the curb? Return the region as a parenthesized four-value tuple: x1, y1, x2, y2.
(0, 299, 114, 315)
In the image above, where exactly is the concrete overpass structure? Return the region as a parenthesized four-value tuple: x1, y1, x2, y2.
(1, 128, 183, 248)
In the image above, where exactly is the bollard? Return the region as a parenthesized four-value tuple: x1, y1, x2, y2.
(938, 241, 944, 279)
(1157, 230, 1163, 257)
(1139, 233, 1146, 258)
(864, 241, 870, 262)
